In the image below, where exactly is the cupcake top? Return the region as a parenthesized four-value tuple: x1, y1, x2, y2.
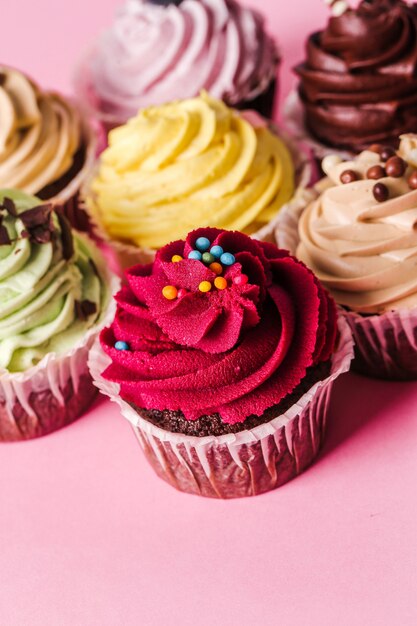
(296, 0, 417, 151)
(100, 228, 337, 432)
(79, 0, 278, 123)
(0, 189, 109, 372)
(90, 93, 295, 250)
(297, 136, 417, 314)
(0, 66, 90, 200)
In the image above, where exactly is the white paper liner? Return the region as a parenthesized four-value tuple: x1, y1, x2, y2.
(0, 251, 120, 442)
(284, 90, 356, 162)
(88, 316, 353, 498)
(83, 129, 315, 276)
(275, 200, 417, 380)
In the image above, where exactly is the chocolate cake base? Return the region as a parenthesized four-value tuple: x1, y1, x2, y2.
(233, 79, 277, 121)
(130, 360, 331, 437)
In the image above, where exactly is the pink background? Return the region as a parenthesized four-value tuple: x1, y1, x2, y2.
(2, 2, 417, 625)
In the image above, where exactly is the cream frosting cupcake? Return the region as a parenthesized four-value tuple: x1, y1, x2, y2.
(0, 189, 118, 441)
(276, 136, 417, 379)
(86, 93, 302, 271)
(0, 66, 97, 230)
(74, 0, 279, 130)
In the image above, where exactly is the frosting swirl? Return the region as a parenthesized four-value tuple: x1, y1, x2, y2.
(0, 189, 109, 372)
(90, 93, 295, 250)
(79, 0, 278, 123)
(100, 228, 337, 424)
(0, 66, 87, 199)
(297, 136, 417, 313)
(296, 0, 417, 150)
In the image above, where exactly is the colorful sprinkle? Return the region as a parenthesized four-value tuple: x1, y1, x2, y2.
(171, 254, 183, 263)
(210, 245, 224, 258)
(214, 277, 227, 290)
(202, 252, 215, 265)
(115, 341, 130, 351)
(220, 252, 235, 266)
(195, 237, 211, 252)
(198, 281, 212, 293)
(233, 274, 249, 286)
(209, 262, 223, 275)
(162, 285, 178, 300)
(177, 288, 188, 298)
(188, 250, 202, 261)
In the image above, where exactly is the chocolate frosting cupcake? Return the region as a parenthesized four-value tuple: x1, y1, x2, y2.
(296, 0, 417, 151)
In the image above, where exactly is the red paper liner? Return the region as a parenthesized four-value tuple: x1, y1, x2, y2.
(274, 200, 417, 380)
(0, 265, 120, 443)
(88, 316, 353, 498)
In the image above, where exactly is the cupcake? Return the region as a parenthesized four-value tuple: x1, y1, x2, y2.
(286, 0, 417, 157)
(0, 189, 118, 441)
(276, 136, 417, 380)
(86, 92, 307, 273)
(0, 66, 97, 230)
(89, 228, 353, 498)
(74, 0, 279, 131)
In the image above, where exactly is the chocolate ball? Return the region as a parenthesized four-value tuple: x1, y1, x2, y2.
(408, 171, 417, 190)
(373, 182, 389, 203)
(340, 169, 359, 184)
(380, 147, 396, 162)
(368, 143, 383, 154)
(385, 156, 406, 178)
(366, 165, 386, 180)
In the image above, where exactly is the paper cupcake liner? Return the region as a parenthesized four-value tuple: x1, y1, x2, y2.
(284, 90, 356, 163)
(0, 269, 120, 442)
(88, 316, 353, 498)
(83, 129, 314, 277)
(275, 200, 417, 380)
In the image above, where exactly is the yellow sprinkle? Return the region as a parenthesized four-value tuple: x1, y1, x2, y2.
(198, 281, 212, 293)
(162, 285, 178, 300)
(171, 255, 183, 263)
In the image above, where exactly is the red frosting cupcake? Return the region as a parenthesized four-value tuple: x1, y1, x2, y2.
(90, 228, 353, 498)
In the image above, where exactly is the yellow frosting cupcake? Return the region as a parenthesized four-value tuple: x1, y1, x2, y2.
(89, 93, 295, 250)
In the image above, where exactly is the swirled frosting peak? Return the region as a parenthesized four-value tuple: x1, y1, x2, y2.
(90, 93, 295, 250)
(100, 228, 337, 424)
(81, 0, 278, 122)
(296, 0, 417, 150)
(297, 136, 417, 313)
(0, 189, 109, 372)
(0, 66, 86, 199)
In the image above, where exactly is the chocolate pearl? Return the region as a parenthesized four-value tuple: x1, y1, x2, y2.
(380, 147, 396, 162)
(368, 143, 383, 154)
(373, 182, 389, 202)
(408, 171, 417, 190)
(385, 156, 406, 178)
(367, 165, 386, 180)
(340, 169, 359, 184)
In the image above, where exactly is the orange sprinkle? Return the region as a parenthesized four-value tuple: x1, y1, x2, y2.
(209, 262, 223, 275)
(162, 285, 178, 300)
(171, 255, 183, 263)
(198, 281, 212, 293)
(214, 277, 227, 290)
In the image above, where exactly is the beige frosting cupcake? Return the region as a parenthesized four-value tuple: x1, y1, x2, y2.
(0, 66, 96, 228)
(278, 135, 417, 379)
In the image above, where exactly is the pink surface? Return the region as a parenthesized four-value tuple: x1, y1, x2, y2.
(1, 2, 417, 625)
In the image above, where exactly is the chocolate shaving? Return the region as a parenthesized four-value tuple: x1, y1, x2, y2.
(74, 299, 97, 321)
(0, 224, 11, 246)
(2, 197, 18, 217)
(18, 203, 56, 245)
(56, 211, 74, 260)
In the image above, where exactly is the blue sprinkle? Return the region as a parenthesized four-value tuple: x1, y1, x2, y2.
(220, 252, 236, 266)
(188, 250, 202, 261)
(210, 245, 224, 259)
(195, 237, 211, 252)
(115, 341, 130, 351)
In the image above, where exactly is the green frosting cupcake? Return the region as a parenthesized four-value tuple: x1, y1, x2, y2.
(0, 189, 109, 372)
